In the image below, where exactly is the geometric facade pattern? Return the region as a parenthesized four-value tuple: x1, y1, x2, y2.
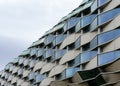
(0, 0, 120, 86)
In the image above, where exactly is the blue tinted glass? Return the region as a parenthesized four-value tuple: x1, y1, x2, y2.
(18, 69, 23, 75)
(38, 49, 44, 57)
(81, 51, 97, 63)
(91, 0, 98, 12)
(90, 36, 98, 49)
(24, 59, 29, 66)
(46, 49, 53, 58)
(9, 66, 14, 72)
(90, 17, 98, 31)
(30, 60, 36, 68)
(68, 18, 80, 29)
(75, 37, 81, 48)
(82, 14, 96, 27)
(64, 18, 80, 31)
(98, 51, 120, 66)
(36, 74, 45, 83)
(19, 58, 24, 65)
(45, 49, 54, 58)
(45, 35, 54, 45)
(98, 8, 120, 25)
(74, 54, 81, 65)
(55, 49, 66, 60)
(30, 48, 38, 56)
(66, 68, 80, 78)
(56, 34, 66, 45)
(68, 54, 81, 67)
(29, 72, 36, 80)
(98, 0, 108, 6)
(76, 21, 81, 32)
(98, 29, 120, 45)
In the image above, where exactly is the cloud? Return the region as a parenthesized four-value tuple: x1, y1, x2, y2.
(0, 0, 83, 70)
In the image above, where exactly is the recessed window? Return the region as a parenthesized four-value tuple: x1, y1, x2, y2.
(68, 43, 75, 50)
(82, 43, 90, 51)
(83, 25, 90, 33)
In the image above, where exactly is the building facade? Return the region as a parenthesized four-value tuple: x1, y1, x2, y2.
(0, 0, 120, 86)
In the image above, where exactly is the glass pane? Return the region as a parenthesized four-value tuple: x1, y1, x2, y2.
(98, 29, 120, 45)
(82, 14, 96, 27)
(55, 34, 66, 45)
(81, 51, 97, 63)
(74, 54, 81, 65)
(19, 58, 24, 65)
(55, 49, 66, 60)
(91, 0, 98, 12)
(98, 0, 109, 6)
(30, 48, 38, 56)
(76, 21, 81, 32)
(90, 36, 98, 49)
(37, 49, 44, 57)
(30, 60, 36, 68)
(24, 59, 29, 66)
(36, 74, 45, 83)
(45, 49, 54, 58)
(66, 68, 80, 78)
(90, 17, 98, 31)
(29, 72, 36, 80)
(98, 50, 120, 66)
(45, 35, 54, 45)
(64, 18, 80, 31)
(18, 68, 23, 75)
(75, 37, 81, 48)
(98, 8, 120, 25)
(9, 66, 14, 72)
(68, 54, 81, 67)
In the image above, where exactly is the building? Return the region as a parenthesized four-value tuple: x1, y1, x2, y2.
(0, 0, 120, 86)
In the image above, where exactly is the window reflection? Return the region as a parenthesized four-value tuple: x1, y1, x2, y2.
(30, 60, 36, 68)
(82, 14, 96, 28)
(45, 49, 54, 59)
(36, 74, 45, 83)
(98, 0, 110, 6)
(30, 48, 38, 56)
(98, 50, 120, 66)
(98, 8, 120, 25)
(91, 0, 97, 12)
(54, 49, 66, 60)
(81, 51, 97, 63)
(68, 54, 81, 67)
(55, 34, 66, 45)
(98, 29, 120, 45)
(75, 37, 81, 48)
(44, 35, 54, 45)
(90, 17, 98, 31)
(90, 36, 98, 49)
(66, 68, 80, 78)
(29, 72, 36, 80)
(37, 49, 44, 57)
(64, 17, 80, 31)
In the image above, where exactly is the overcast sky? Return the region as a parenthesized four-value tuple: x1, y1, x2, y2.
(0, 0, 83, 70)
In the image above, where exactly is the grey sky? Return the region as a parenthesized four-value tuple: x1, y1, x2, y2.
(0, 0, 83, 70)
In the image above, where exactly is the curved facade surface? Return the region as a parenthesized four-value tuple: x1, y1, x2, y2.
(0, 0, 120, 86)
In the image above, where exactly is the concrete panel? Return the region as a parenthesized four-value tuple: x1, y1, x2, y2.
(85, 56, 98, 70)
(59, 50, 80, 65)
(60, 33, 80, 49)
(102, 0, 120, 12)
(102, 15, 120, 32)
